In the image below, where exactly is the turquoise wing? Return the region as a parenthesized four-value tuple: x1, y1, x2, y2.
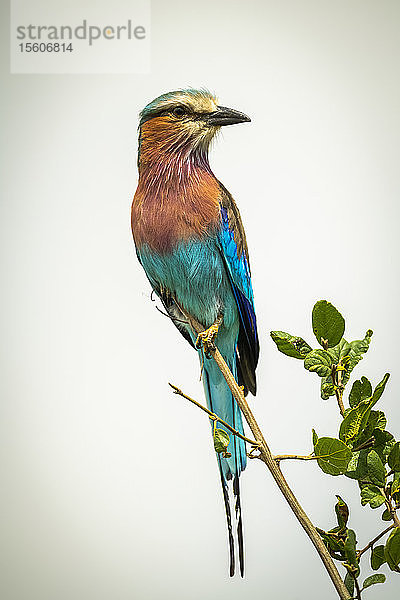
(217, 183, 259, 395)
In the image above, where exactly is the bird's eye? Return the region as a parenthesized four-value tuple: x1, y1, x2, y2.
(172, 106, 186, 118)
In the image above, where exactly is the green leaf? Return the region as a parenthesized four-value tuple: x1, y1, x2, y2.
(382, 509, 392, 521)
(319, 337, 372, 400)
(392, 478, 400, 495)
(360, 485, 386, 509)
(213, 429, 230, 454)
(319, 340, 350, 400)
(367, 451, 386, 487)
(360, 376, 373, 400)
(270, 331, 312, 359)
(344, 572, 354, 595)
(368, 411, 387, 432)
(349, 330, 373, 354)
(370, 373, 390, 406)
(384, 527, 400, 572)
(341, 332, 373, 388)
(325, 333, 373, 395)
(372, 429, 394, 463)
(349, 377, 372, 408)
(362, 573, 386, 589)
(318, 530, 345, 554)
(339, 374, 390, 446)
(314, 437, 352, 476)
(388, 442, 400, 471)
(354, 419, 389, 462)
(344, 529, 359, 577)
(339, 401, 373, 445)
(320, 379, 335, 400)
(348, 379, 362, 408)
(335, 495, 349, 529)
(346, 449, 369, 481)
(327, 338, 351, 363)
(312, 428, 318, 446)
(312, 300, 345, 348)
(304, 349, 333, 378)
(371, 545, 386, 570)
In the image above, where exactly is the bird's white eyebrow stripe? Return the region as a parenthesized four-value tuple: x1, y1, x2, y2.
(155, 99, 217, 114)
(139, 89, 219, 126)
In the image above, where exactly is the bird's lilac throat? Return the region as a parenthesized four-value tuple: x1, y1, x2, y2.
(132, 123, 221, 254)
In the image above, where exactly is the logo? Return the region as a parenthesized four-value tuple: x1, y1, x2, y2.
(11, 0, 151, 74)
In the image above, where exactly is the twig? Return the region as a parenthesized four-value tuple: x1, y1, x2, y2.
(357, 524, 394, 558)
(352, 437, 375, 452)
(180, 309, 351, 600)
(332, 365, 345, 417)
(274, 454, 317, 463)
(353, 575, 362, 600)
(169, 383, 260, 447)
(382, 490, 400, 528)
(335, 387, 345, 417)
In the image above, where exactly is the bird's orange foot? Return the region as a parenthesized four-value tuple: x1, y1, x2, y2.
(195, 317, 222, 358)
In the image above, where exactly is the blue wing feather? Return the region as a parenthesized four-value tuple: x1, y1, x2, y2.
(218, 195, 259, 395)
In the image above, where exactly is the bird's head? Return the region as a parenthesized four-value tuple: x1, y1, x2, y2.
(138, 88, 250, 163)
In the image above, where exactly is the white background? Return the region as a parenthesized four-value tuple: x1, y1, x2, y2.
(1, 1, 400, 599)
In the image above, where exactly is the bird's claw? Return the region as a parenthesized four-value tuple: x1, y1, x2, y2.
(195, 322, 220, 358)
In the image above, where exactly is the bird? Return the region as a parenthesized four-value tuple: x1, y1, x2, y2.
(131, 89, 259, 577)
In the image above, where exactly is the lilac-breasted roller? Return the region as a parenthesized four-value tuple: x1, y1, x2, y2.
(131, 89, 259, 576)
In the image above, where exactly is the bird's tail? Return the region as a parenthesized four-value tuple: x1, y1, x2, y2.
(202, 353, 246, 577)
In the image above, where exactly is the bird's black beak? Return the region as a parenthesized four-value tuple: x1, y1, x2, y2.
(205, 106, 251, 126)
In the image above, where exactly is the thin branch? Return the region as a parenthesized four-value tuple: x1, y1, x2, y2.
(169, 383, 260, 447)
(352, 437, 375, 452)
(179, 308, 351, 600)
(335, 388, 345, 417)
(353, 576, 362, 600)
(275, 452, 353, 464)
(332, 365, 345, 417)
(382, 490, 400, 528)
(171, 385, 327, 463)
(357, 524, 394, 558)
(274, 454, 317, 463)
